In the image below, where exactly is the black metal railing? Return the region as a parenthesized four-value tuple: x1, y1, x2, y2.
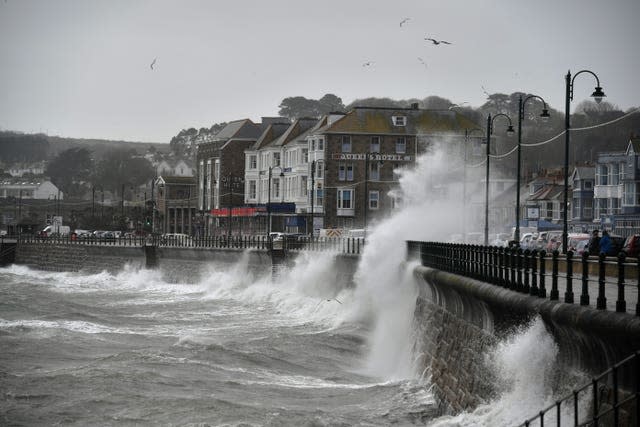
(407, 241, 640, 316)
(519, 350, 639, 427)
(11, 234, 365, 255)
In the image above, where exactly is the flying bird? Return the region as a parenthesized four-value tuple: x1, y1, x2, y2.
(362, 61, 374, 67)
(399, 18, 410, 27)
(424, 38, 452, 45)
(417, 57, 427, 69)
(150, 58, 157, 70)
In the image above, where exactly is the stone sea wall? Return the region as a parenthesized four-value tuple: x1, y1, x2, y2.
(413, 265, 640, 418)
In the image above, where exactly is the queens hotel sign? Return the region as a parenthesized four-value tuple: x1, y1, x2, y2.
(331, 153, 413, 161)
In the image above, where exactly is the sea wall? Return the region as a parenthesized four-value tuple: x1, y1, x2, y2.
(413, 265, 640, 416)
(13, 242, 360, 286)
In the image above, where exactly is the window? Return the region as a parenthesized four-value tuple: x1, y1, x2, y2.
(302, 148, 308, 164)
(611, 163, 619, 185)
(392, 116, 406, 126)
(338, 162, 354, 181)
(249, 180, 257, 199)
(584, 199, 593, 218)
(598, 165, 608, 185)
(341, 136, 352, 153)
(585, 181, 593, 189)
(370, 162, 380, 181)
(318, 138, 324, 150)
(249, 155, 257, 170)
(315, 188, 324, 206)
(273, 152, 281, 167)
(370, 136, 380, 153)
(396, 137, 406, 154)
(301, 176, 308, 197)
(625, 182, 636, 206)
(311, 140, 316, 151)
(369, 191, 379, 209)
(337, 189, 353, 209)
(273, 179, 281, 199)
(611, 198, 621, 214)
(546, 202, 553, 219)
(316, 161, 324, 179)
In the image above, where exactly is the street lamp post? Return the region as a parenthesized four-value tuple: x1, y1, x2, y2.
(563, 69, 605, 253)
(484, 114, 515, 246)
(516, 94, 550, 246)
(463, 128, 482, 241)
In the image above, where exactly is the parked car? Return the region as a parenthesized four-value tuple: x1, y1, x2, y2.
(621, 234, 640, 258)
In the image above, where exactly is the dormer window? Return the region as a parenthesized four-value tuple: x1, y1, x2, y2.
(392, 116, 407, 126)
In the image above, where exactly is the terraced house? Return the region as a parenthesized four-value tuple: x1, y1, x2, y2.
(307, 105, 479, 231)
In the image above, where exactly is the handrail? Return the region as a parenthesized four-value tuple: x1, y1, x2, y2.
(408, 241, 640, 316)
(12, 234, 366, 255)
(519, 350, 639, 426)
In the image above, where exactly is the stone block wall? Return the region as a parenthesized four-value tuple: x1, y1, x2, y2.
(413, 295, 497, 414)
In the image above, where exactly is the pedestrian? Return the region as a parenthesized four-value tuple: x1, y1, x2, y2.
(588, 229, 600, 255)
(599, 230, 612, 256)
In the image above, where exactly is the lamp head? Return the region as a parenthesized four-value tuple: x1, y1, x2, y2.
(506, 125, 515, 136)
(592, 86, 606, 104)
(540, 109, 550, 121)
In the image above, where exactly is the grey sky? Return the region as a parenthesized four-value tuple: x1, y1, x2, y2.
(0, 0, 638, 143)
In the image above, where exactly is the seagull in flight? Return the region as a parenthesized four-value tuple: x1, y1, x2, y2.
(150, 58, 157, 70)
(362, 61, 374, 67)
(425, 38, 452, 45)
(399, 18, 410, 27)
(417, 57, 428, 69)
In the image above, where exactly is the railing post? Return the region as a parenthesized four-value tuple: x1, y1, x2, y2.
(523, 249, 530, 294)
(616, 252, 626, 313)
(492, 246, 499, 285)
(597, 252, 607, 310)
(565, 251, 574, 304)
(516, 248, 524, 292)
(580, 251, 590, 306)
(550, 250, 559, 300)
(539, 250, 547, 298)
(530, 249, 538, 296)
(592, 378, 599, 427)
(510, 247, 517, 290)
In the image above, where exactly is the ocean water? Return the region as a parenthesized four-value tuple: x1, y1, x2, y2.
(0, 254, 436, 426)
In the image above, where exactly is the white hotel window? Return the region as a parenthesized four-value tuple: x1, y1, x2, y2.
(248, 180, 257, 199)
(369, 191, 379, 209)
(396, 137, 406, 154)
(338, 188, 353, 214)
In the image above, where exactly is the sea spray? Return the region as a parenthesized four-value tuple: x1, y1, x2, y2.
(351, 146, 479, 381)
(427, 317, 590, 426)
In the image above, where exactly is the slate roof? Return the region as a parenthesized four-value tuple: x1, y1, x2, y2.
(157, 176, 196, 185)
(572, 166, 595, 180)
(314, 107, 479, 135)
(214, 119, 262, 141)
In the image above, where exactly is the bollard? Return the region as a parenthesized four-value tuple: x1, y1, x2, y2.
(492, 247, 499, 285)
(580, 251, 590, 306)
(597, 252, 607, 310)
(530, 249, 538, 296)
(510, 247, 517, 290)
(539, 250, 547, 298)
(616, 252, 626, 313)
(550, 250, 559, 300)
(523, 249, 531, 294)
(565, 251, 574, 304)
